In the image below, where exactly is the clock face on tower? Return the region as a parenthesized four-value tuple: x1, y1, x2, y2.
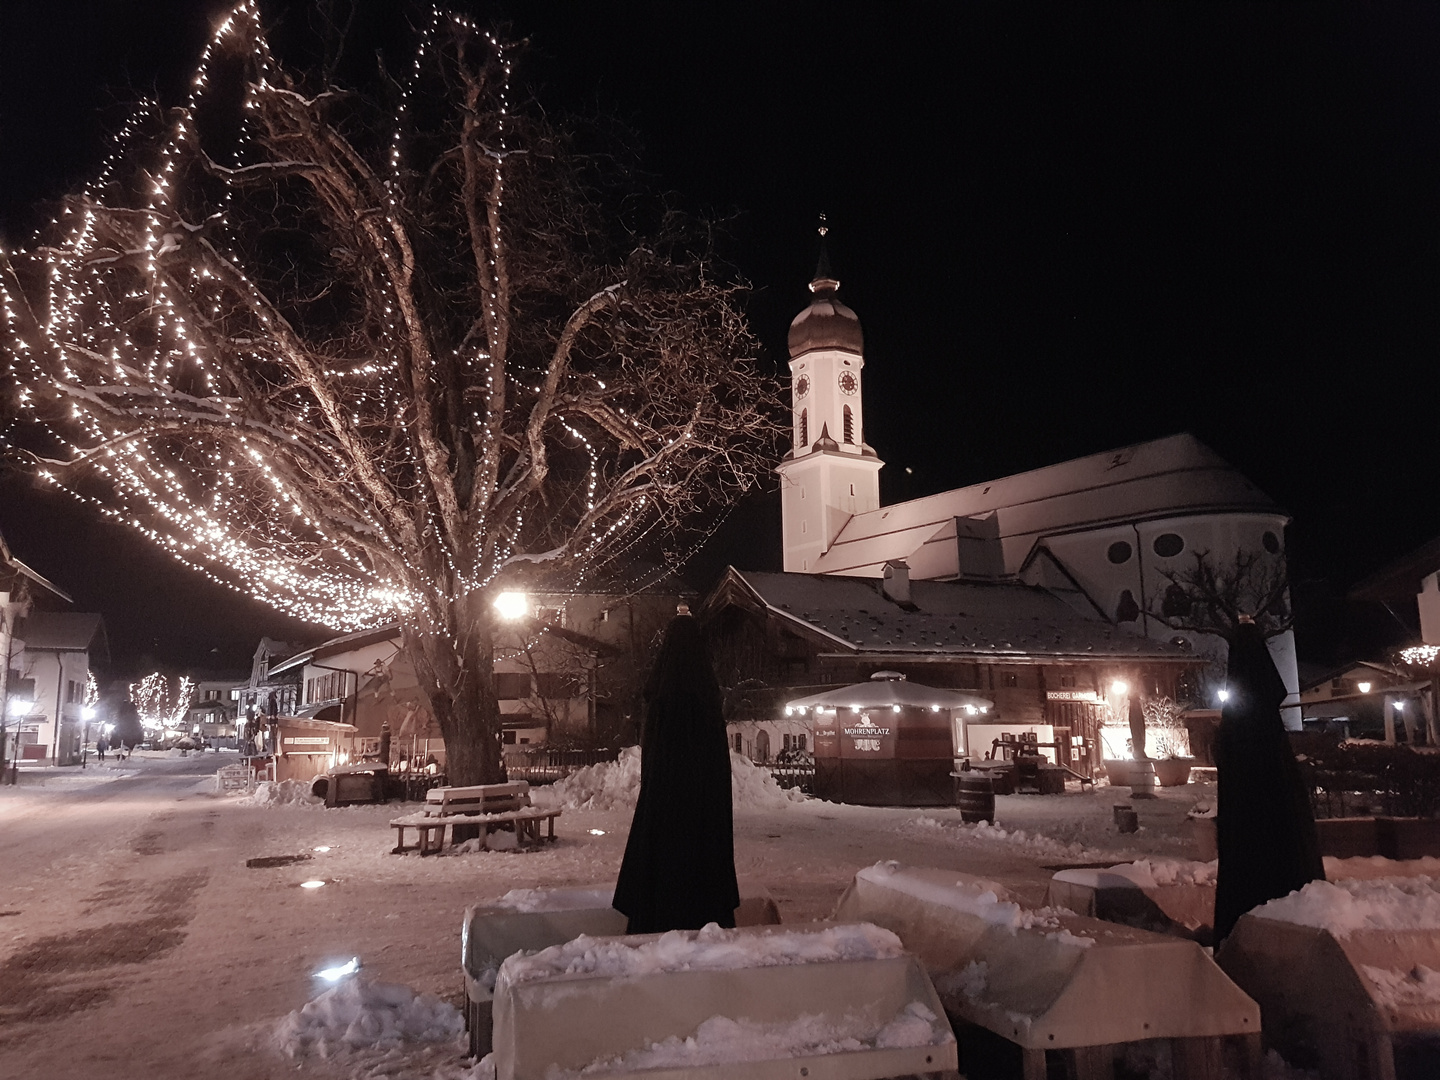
(838, 370, 859, 396)
(795, 374, 810, 398)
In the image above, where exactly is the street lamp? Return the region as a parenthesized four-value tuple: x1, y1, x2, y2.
(493, 591, 529, 621)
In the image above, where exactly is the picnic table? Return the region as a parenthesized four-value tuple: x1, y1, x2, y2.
(390, 781, 561, 855)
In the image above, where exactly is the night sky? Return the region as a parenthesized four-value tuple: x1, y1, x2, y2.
(2, 2, 1437, 676)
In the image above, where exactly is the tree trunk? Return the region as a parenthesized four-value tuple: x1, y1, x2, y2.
(404, 602, 506, 786)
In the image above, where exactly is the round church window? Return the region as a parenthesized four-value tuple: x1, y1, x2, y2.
(1106, 541, 1133, 565)
(1153, 533, 1185, 558)
(1262, 531, 1282, 554)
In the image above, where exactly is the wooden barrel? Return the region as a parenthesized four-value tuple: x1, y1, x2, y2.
(955, 773, 995, 824)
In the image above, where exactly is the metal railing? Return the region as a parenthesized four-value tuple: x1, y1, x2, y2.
(503, 746, 620, 784)
(765, 763, 816, 793)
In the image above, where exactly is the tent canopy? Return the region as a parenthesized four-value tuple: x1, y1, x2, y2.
(786, 671, 992, 713)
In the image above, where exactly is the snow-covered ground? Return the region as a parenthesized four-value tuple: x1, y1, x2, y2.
(0, 753, 1287, 1079)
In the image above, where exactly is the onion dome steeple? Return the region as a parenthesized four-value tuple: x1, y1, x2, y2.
(788, 216, 864, 358)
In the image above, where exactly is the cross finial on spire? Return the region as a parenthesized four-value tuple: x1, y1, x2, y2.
(811, 213, 839, 295)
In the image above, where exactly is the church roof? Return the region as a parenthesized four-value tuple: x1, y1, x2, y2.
(810, 433, 1283, 578)
(710, 568, 1194, 663)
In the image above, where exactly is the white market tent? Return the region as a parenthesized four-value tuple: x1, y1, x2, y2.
(784, 671, 993, 716)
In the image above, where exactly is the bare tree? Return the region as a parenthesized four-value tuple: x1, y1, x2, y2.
(0, 5, 781, 783)
(1152, 549, 1291, 643)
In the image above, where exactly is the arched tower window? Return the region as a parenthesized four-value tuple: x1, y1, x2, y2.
(843, 405, 854, 444)
(799, 409, 808, 447)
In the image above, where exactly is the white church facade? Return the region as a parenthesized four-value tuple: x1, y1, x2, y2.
(770, 246, 1301, 726)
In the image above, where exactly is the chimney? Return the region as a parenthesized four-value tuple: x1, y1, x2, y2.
(882, 560, 911, 605)
(954, 512, 1007, 580)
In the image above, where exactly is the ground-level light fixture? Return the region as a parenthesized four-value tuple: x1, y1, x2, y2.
(300, 880, 326, 890)
(1358, 682, 1373, 694)
(313, 846, 331, 853)
(315, 957, 360, 982)
(493, 591, 530, 621)
(588, 829, 606, 836)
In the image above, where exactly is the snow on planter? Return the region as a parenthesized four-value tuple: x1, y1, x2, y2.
(489, 922, 955, 1080)
(1220, 876, 1440, 1079)
(463, 881, 782, 1059)
(834, 861, 1259, 1072)
(1045, 858, 1218, 937)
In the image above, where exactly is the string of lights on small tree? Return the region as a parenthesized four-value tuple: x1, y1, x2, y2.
(130, 672, 197, 736)
(0, 3, 781, 783)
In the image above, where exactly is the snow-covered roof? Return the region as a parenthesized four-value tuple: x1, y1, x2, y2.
(720, 569, 1193, 662)
(15, 611, 108, 661)
(268, 623, 400, 675)
(785, 675, 992, 712)
(810, 433, 1282, 578)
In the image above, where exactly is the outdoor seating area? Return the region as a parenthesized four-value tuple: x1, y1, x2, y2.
(390, 781, 561, 855)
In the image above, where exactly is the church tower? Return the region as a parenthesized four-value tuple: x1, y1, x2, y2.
(776, 224, 883, 573)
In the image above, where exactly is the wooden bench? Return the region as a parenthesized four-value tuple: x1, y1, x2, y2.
(391, 806, 561, 855)
(425, 781, 531, 816)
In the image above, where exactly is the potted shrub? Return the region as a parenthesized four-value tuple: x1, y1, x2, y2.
(1146, 696, 1195, 786)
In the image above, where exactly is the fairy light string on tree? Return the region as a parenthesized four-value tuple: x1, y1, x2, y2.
(0, 2, 781, 784)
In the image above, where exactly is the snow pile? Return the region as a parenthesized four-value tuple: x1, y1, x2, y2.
(909, 815, 1119, 863)
(547, 1002, 944, 1077)
(489, 885, 616, 913)
(533, 747, 804, 812)
(498, 922, 904, 991)
(274, 977, 463, 1058)
(1105, 858, 1217, 888)
(1361, 964, 1440, 1009)
(237, 779, 322, 808)
(1253, 876, 1440, 935)
(535, 747, 642, 811)
(730, 750, 808, 809)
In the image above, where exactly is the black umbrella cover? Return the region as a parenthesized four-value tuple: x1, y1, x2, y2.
(1213, 622, 1324, 945)
(612, 614, 740, 933)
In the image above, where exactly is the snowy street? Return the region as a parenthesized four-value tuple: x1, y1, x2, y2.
(0, 753, 1214, 1079)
